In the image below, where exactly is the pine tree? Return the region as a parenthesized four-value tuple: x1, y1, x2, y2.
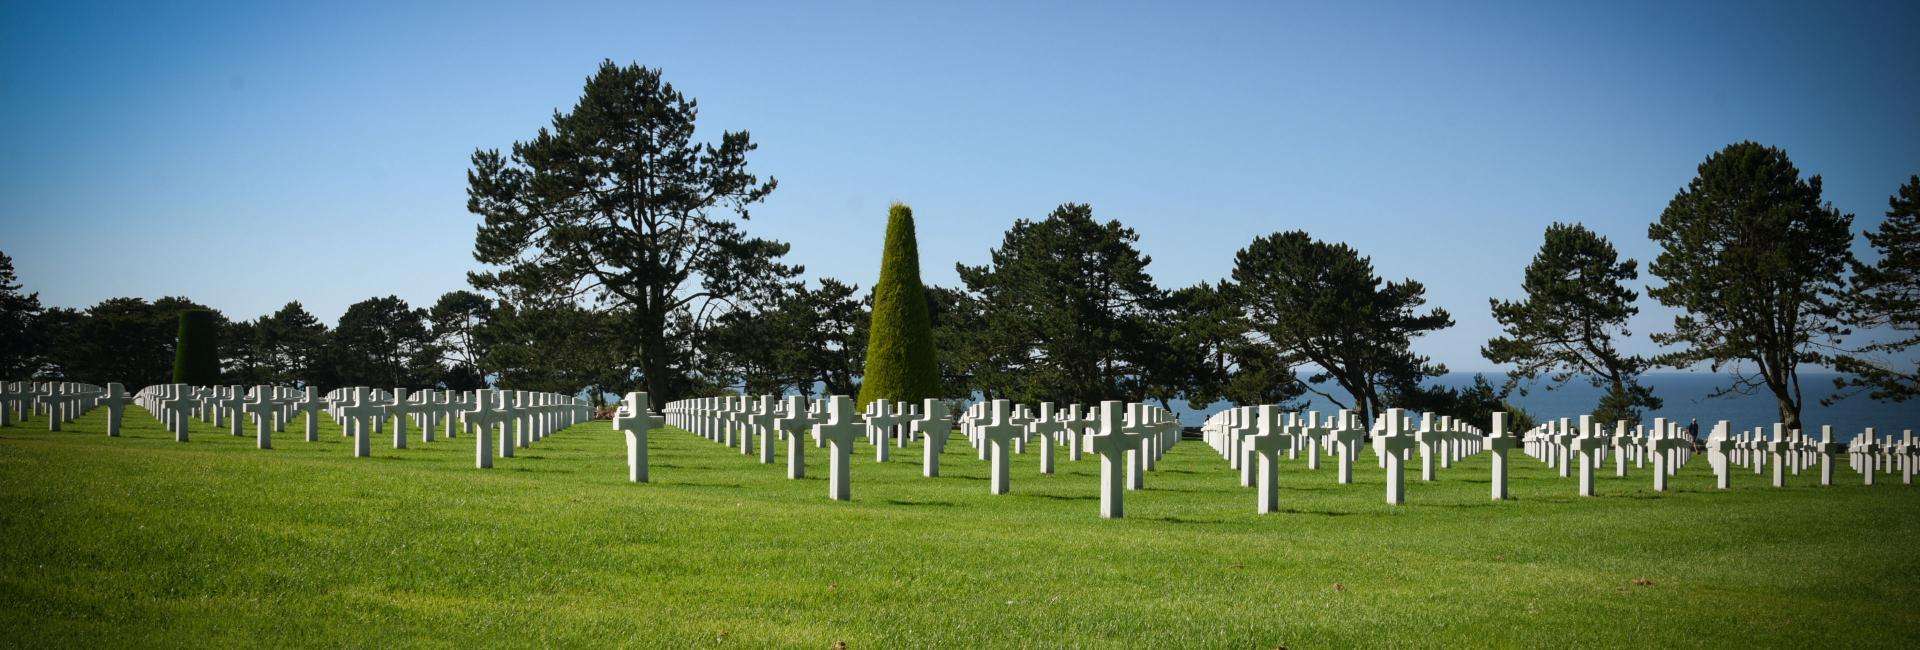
(1647, 142, 1854, 431)
(1484, 223, 1660, 423)
(857, 203, 941, 407)
(172, 309, 220, 385)
(1830, 174, 1920, 403)
(0, 250, 43, 377)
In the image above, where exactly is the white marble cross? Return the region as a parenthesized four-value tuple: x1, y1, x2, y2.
(1485, 412, 1516, 500)
(1331, 410, 1366, 485)
(337, 387, 386, 458)
(813, 396, 864, 502)
(99, 382, 129, 438)
(158, 384, 195, 442)
(773, 395, 819, 480)
(741, 395, 780, 465)
(216, 386, 246, 436)
(464, 389, 510, 468)
(911, 398, 954, 478)
(1085, 401, 1147, 519)
(291, 387, 325, 442)
(240, 385, 282, 450)
(864, 399, 905, 462)
(612, 391, 665, 482)
(383, 388, 421, 449)
(1377, 409, 1415, 504)
(1245, 405, 1293, 514)
(978, 399, 1026, 495)
(1026, 402, 1064, 475)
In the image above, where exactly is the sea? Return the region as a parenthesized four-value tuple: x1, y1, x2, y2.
(1164, 372, 1918, 442)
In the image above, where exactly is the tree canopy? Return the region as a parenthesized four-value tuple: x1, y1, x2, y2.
(1227, 231, 1453, 428)
(1831, 174, 1920, 403)
(1647, 141, 1854, 431)
(466, 60, 797, 404)
(1484, 223, 1660, 423)
(956, 203, 1167, 404)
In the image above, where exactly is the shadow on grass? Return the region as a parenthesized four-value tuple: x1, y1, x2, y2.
(885, 499, 957, 507)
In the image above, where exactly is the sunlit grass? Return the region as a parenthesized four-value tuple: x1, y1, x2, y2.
(1, 404, 1915, 647)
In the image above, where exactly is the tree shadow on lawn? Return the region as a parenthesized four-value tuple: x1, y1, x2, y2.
(885, 499, 957, 507)
(1420, 501, 1503, 510)
(670, 481, 749, 489)
(1030, 493, 1098, 501)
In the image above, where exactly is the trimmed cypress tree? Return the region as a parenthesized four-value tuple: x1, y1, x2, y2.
(857, 203, 941, 408)
(172, 309, 219, 385)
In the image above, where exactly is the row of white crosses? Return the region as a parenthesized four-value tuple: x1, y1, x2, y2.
(1204, 406, 1375, 489)
(1701, 422, 1916, 489)
(1202, 404, 1754, 509)
(941, 398, 1180, 516)
(956, 400, 1180, 492)
(650, 394, 1182, 517)
(654, 394, 960, 500)
(1519, 415, 1698, 495)
(1203, 406, 1473, 508)
(0, 380, 125, 434)
(112, 383, 589, 462)
(131, 384, 315, 445)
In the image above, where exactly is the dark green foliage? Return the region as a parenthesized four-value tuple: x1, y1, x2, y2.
(482, 301, 629, 401)
(171, 310, 219, 385)
(703, 278, 868, 398)
(1164, 281, 1305, 409)
(222, 319, 270, 385)
(332, 296, 440, 388)
(258, 301, 335, 388)
(1647, 142, 1854, 431)
(35, 297, 220, 388)
(430, 291, 495, 390)
(924, 285, 989, 398)
(955, 203, 1167, 404)
(466, 61, 796, 405)
(1485, 223, 1660, 423)
(1830, 174, 1920, 404)
(857, 204, 940, 408)
(794, 279, 869, 397)
(0, 250, 43, 377)
(224, 301, 338, 388)
(1227, 231, 1453, 428)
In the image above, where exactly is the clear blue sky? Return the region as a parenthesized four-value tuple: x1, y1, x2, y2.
(3, 1, 1916, 372)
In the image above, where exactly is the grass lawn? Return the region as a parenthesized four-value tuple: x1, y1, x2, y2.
(2, 405, 1916, 648)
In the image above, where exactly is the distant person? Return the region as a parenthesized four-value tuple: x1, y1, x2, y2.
(1687, 418, 1700, 440)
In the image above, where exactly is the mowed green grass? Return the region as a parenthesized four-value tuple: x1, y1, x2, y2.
(1, 405, 1916, 648)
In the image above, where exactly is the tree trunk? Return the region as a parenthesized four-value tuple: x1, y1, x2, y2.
(639, 310, 675, 406)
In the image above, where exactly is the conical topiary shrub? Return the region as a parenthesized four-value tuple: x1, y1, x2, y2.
(172, 309, 219, 385)
(857, 203, 940, 408)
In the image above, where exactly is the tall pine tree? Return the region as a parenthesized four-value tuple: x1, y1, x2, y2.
(1484, 223, 1660, 423)
(1830, 174, 1920, 403)
(1647, 142, 1854, 431)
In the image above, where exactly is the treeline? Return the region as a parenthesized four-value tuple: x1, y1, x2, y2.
(2, 62, 1913, 429)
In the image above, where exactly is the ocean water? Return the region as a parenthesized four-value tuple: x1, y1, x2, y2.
(1167, 372, 1918, 442)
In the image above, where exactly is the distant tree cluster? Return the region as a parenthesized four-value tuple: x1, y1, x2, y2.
(1486, 142, 1914, 429)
